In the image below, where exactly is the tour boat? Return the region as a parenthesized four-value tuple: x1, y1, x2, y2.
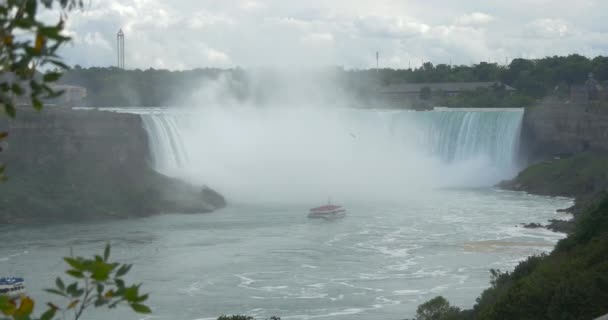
(0, 277, 25, 298)
(308, 203, 346, 219)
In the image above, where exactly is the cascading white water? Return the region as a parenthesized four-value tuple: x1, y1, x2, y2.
(141, 107, 524, 203)
(388, 108, 523, 169)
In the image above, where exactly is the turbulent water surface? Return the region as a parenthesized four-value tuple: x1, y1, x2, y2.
(1, 191, 571, 320)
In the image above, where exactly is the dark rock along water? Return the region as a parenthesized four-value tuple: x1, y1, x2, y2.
(1, 107, 573, 320)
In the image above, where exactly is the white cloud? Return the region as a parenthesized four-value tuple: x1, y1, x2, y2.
(82, 32, 112, 51)
(301, 33, 334, 46)
(56, 0, 608, 69)
(188, 12, 234, 29)
(354, 16, 429, 39)
(456, 12, 494, 26)
(523, 18, 572, 38)
(206, 48, 231, 65)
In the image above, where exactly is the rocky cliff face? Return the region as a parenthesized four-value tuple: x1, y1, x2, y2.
(0, 107, 225, 224)
(520, 102, 608, 162)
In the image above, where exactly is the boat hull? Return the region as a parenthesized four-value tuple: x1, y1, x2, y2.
(308, 209, 346, 219)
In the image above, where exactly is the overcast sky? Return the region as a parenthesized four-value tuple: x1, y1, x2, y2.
(53, 0, 608, 70)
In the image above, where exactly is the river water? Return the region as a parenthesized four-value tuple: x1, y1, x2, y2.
(0, 189, 571, 320)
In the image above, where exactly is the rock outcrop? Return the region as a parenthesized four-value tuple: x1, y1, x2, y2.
(519, 102, 608, 163)
(0, 107, 225, 224)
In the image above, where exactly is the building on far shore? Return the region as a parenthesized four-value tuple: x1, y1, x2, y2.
(377, 82, 515, 99)
(13, 84, 87, 107)
(569, 73, 606, 103)
(375, 81, 515, 109)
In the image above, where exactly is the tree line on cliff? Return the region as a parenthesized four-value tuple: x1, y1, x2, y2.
(60, 54, 608, 108)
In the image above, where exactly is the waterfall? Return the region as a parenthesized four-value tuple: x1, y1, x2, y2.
(140, 107, 524, 202)
(386, 108, 523, 169)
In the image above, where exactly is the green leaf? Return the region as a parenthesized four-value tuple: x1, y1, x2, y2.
(40, 308, 57, 320)
(32, 98, 43, 111)
(64, 257, 85, 270)
(124, 285, 139, 301)
(0, 295, 14, 314)
(43, 72, 62, 82)
(90, 261, 114, 281)
(66, 283, 78, 296)
(104, 244, 110, 261)
(74, 288, 85, 297)
(66, 269, 84, 279)
(44, 289, 67, 297)
(114, 278, 125, 290)
(96, 284, 104, 294)
(11, 83, 24, 96)
(55, 277, 65, 291)
(94, 299, 107, 307)
(25, 0, 38, 17)
(115, 264, 132, 277)
(135, 293, 149, 303)
(48, 59, 69, 69)
(5, 104, 16, 118)
(130, 303, 151, 314)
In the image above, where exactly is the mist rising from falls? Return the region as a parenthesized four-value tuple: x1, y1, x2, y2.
(141, 106, 523, 204)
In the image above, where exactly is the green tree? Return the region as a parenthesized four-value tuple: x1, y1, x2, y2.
(415, 296, 461, 320)
(0, 0, 78, 115)
(420, 86, 432, 100)
(1, 0, 78, 179)
(0, 244, 151, 320)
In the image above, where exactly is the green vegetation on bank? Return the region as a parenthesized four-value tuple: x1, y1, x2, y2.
(500, 151, 608, 197)
(60, 54, 608, 108)
(499, 152, 608, 213)
(436, 85, 535, 108)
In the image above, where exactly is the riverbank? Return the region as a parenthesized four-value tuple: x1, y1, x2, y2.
(0, 108, 226, 224)
(498, 151, 608, 232)
(413, 149, 608, 319)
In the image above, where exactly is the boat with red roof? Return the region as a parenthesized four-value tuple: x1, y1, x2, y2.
(308, 200, 346, 219)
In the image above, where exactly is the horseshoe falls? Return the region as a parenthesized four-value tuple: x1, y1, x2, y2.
(141, 107, 524, 203)
(7, 106, 576, 320)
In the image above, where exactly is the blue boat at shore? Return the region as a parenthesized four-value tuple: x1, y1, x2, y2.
(0, 277, 25, 298)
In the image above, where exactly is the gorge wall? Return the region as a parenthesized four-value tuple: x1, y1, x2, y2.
(0, 108, 225, 224)
(520, 102, 608, 163)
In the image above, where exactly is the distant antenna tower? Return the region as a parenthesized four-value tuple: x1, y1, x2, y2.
(117, 29, 125, 69)
(376, 51, 380, 72)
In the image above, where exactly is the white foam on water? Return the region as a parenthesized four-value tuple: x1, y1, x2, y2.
(0, 251, 28, 263)
(393, 289, 422, 296)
